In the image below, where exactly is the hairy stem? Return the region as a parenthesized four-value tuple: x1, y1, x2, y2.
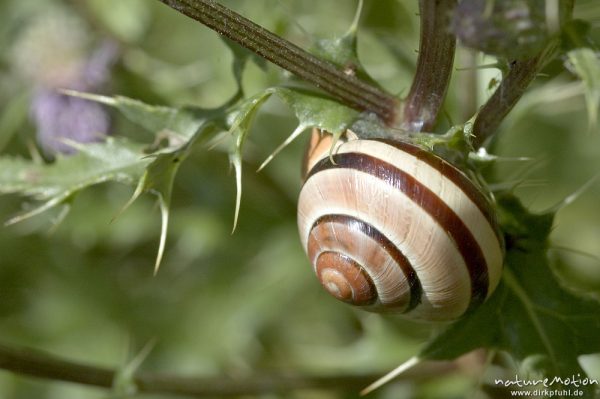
(157, 0, 399, 124)
(401, 0, 457, 132)
(0, 342, 460, 397)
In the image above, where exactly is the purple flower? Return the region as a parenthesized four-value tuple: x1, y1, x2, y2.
(31, 89, 111, 156)
(31, 42, 117, 158)
(11, 8, 119, 158)
(29, 40, 119, 158)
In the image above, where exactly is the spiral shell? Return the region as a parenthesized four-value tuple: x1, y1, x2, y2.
(297, 130, 504, 321)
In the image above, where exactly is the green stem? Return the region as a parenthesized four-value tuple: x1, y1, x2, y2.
(401, 0, 457, 132)
(157, 0, 399, 124)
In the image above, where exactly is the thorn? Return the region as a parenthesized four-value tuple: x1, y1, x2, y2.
(360, 356, 420, 396)
(111, 175, 146, 224)
(257, 124, 306, 172)
(4, 196, 66, 226)
(546, 172, 600, 213)
(346, 0, 363, 36)
(154, 196, 170, 276)
(59, 89, 117, 106)
(549, 245, 600, 264)
(47, 204, 71, 234)
(232, 156, 242, 234)
(113, 338, 158, 396)
(125, 338, 158, 376)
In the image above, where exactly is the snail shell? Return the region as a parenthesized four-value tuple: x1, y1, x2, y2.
(297, 129, 503, 321)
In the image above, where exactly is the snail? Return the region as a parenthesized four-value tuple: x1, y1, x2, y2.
(297, 129, 504, 321)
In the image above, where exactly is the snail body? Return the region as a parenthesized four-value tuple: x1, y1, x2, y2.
(297, 130, 503, 321)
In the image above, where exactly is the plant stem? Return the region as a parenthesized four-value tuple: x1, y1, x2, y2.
(401, 0, 457, 132)
(0, 342, 459, 397)
(471, 0, 574, 148)
(157, 0, 399, 124)
(0, 343, 115, 387)
(471, 41, 558, 148)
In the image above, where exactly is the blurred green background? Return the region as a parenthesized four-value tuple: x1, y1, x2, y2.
(0, 0, 599, 398)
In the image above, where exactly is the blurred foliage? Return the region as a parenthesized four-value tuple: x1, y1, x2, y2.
(0, 0, 599, 398)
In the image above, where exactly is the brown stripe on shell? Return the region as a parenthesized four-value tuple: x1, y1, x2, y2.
(306, 153, 489, 312)
(309, 214, 422, 312)
(376, 139, 502, 244)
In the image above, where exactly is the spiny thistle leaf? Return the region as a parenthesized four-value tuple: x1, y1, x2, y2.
(363, 194, 600, 396)
(1, 92, 224, 272)
(2, 84, 358, 268)
(63, 91, 227, 272)
(228, 90, 274, 232)
(62, 90, 209, 139)
(275, 87, 360, 132)
(228, 86, 359, 230)
(0, 138, 147, 225)
(132, 123, 217, 273)
(129, 154, 179, 275)
(310, 0, 381, 89)
(259, 88, 359, 171)
(312, 0, 361, 67)
(221, 37, 268, 94)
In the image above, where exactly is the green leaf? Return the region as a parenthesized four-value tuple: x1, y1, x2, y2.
(313, 29, 359, 70)
(311, 0, 362, 65)
(228, 86, 359, 230)
(2, 85, 358, 268)
(566, 48, 600, 130)
(62, 90, 211, 140)
(130, 122, 217, 273)
(83, 92, 224, 272)
(228, 90, 274, 232)
(62, 85, 359, 238)
(222, 37, 267, 95)
(1, 91, 224, 271)
(0, 138, 148, 225)
(258, 87, 360, 171)
(310, 0, 381, 88)
(275, 87, 359, 133)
